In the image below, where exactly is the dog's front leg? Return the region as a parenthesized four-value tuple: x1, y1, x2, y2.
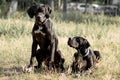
(85, 57, 94, 71)
(30, 41, 38, 66)
(49, 40, 55, 70)
(45, 21, 58, 71)
(24, 40, 38, 72)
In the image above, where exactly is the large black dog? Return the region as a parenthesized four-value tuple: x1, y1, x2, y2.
(25, 3, 65, 72)
(68, 36, 101, 73)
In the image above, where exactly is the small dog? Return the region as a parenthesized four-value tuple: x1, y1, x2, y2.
(25, 3, 65, 72)
(68, 36, 101, 73)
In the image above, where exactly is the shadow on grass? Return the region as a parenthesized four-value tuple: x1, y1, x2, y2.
(0, 66, 23, 77)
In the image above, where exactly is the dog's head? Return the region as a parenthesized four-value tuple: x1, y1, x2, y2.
(68, 36, 90, 50)
(27, 3, 52, 24)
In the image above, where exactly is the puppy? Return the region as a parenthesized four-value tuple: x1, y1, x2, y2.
(68, 36, 101, 73)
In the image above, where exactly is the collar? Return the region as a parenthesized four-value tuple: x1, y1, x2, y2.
(83, 48, 90, 57)
(42, 18, 49, 24)
(36, 18, 49, 26)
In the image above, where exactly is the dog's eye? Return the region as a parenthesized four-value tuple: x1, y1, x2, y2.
(76, 38, 80, 43)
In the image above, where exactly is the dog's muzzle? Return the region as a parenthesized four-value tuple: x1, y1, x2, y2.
(36, 13, 46, 24)
(68, 38, 72, 47)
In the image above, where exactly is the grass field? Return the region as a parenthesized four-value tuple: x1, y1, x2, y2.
(0, 13, 120, 80)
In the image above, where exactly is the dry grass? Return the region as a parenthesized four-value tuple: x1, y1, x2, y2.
(0, 13, 120, 80)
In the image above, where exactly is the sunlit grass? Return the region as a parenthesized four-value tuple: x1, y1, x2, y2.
(0, 13, 120, 80)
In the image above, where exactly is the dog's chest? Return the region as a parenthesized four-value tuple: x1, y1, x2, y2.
(34, 25, 44, 34)
(33, 25, 47, 42)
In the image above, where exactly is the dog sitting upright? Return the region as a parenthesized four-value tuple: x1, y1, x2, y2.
(35, 49, 65, 72)
(25, 3, 65, 72)
(68, 36, 101, 73)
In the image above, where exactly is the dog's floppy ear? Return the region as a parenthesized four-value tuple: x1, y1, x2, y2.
(27, 3, 38, 18)
(45, 5, 52, 18)
(82, 38, 90, 48)
(76, 37, 90, 49)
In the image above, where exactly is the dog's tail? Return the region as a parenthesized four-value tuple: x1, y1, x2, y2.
(94, 51, 101, 62)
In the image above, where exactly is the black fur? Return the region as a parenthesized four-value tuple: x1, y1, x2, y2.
(26, 3, 65, 72)
(68, 36, 101, 73)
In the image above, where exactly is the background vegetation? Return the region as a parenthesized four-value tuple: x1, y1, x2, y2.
(0, 0, 115, 17)
(0, 12, 120, 80)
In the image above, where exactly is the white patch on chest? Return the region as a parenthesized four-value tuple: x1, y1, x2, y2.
(34, 26, 43, 34)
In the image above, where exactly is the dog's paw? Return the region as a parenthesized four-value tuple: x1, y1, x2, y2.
(74, 73, 81, 78)
(65, 65, 72, 75)
(23, 65, 34, 73)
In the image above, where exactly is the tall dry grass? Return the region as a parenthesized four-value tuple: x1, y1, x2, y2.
(0, 13, 120, 80)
